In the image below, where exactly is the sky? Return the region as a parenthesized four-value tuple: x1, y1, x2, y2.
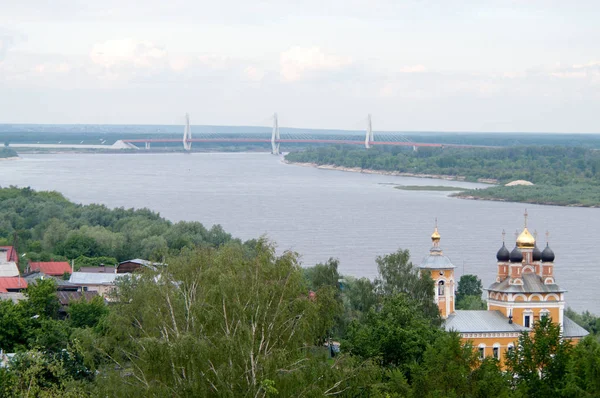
(0, 0, 599, 132)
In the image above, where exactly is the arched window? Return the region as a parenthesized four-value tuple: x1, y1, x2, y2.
(478, 344, 486, 359)
(438, 280, 445, 296)
(493, 343, 500, 360)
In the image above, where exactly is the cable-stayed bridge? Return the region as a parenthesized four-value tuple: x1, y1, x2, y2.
(120, 114, 489, 154)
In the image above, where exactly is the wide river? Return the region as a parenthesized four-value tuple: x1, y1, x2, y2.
(1, 153, 598, 312)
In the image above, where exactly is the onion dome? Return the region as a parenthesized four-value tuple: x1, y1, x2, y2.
(516, 227, 535, 249)
(496, 243, 510, 262)
(431, 227, 440, 242)
(532, 244, 542, 262)
(510, 246, 523, 263)
(541, 243, 555, 262)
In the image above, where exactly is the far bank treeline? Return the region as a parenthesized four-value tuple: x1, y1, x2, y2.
(1, 187, 600, 397)
(0, 186, 246, 270)
(285, 146, 600, 206)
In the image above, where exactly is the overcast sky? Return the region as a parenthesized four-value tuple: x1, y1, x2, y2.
(0, 1, 599, 132)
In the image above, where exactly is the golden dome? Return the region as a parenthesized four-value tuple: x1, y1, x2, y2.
(516, 227, 535, 249)
(431, 227, 441, 241)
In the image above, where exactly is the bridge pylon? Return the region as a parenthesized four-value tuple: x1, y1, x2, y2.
(365, 114, 374, 149)
(271, 113, 280, 155)
(183, 113, 192, 151)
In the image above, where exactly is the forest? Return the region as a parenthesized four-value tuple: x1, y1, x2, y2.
(1, 187, 600, 396)
(285, 146, 600, 206)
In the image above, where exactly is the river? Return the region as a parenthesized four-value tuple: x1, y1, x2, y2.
(1, 153, 598, 312)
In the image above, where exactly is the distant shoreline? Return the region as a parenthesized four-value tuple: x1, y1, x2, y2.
(0, 156, 20, 161)
(283, 160, 498, 184)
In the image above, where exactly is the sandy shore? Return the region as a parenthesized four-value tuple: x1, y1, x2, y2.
(0, 157, 20, 161)
(284, 160, 497, 184)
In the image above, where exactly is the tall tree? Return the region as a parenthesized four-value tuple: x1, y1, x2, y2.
(95, 240, 366, 397)
(374, 249, 440, 323)
(505, 316, 573, 397)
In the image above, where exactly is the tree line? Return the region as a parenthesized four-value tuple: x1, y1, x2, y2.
(285, 145, 600, 206)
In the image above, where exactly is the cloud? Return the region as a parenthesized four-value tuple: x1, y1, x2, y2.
(550, 62, 600, 83)
(90, 38, 167, 69)
(279, 46, 351, 82)
(398, 65, 426, 73)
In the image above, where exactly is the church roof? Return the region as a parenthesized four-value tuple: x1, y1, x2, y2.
(486, 273, 565, 294)
(445, 310, 526, 333)
(420, 251, 456, 269)
(563, 316, 589, 338)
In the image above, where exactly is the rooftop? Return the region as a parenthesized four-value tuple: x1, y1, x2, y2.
(0, 277, 28, 293)
(420, 251, 456, 269)
(0, 246, 18, 263)
(29, 261, 72, 276)
(445, 310, 527, 333)
(563, 316, 590, 338)
(69, 272, 121, 285)
(0, 263, 20, 278)
(487, 273, 565, 294)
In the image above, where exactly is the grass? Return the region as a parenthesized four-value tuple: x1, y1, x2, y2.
(395, 185, 466, 191)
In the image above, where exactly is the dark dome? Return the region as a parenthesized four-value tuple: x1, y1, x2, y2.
(510, 246, 523, 263)
(496, 243, 510, 262)
(541, 243, 555, 262)
(532, 244, 542, 262)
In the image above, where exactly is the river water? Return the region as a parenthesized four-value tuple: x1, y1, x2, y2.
(1, 153, 598, 312)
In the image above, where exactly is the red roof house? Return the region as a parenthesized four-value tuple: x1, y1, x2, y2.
(0, 277, 27, 292)
(29, 262, 72, 277)
(0, 246, 18, 263)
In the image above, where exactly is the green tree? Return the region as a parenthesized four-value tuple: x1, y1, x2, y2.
(374, 249, 440, 323)
(23, 278, 60, 319)
(456, 274, 486, 310)
(303, 258, 340, 292)
(410, 332, 478, 397)
(505, 316, 573, 397)
(563, 336, 600, 396)
(68, 296, 109, 329)
(456, 274, 483, 299)
(343, 294, 441, 371)
(95, 240, 365, 396)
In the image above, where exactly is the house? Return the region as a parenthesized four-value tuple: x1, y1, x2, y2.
(68, 272, 122, 297)
(29, 261, 72, 277)
(57, 291, 100, 318)
(117, 259, 163, 274)
(79, 265, 117, 273)
(0, 246, 18, 263)
(421, 212, 588, 366)
(0, 277, 27, 293)
(0, 246, 20, 278)
(0, 292, 26, 303)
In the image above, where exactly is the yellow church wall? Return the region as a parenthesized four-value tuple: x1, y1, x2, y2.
(461, 335, 519, 367)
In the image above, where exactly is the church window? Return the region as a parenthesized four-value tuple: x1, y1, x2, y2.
(493, 344, 500, 360)
(524, 314, 531, 328)
(540, 310, 550, 320)
(507, 344, 514, 355)
(478, 344, 485, 359)
(438, 281, 445, 296)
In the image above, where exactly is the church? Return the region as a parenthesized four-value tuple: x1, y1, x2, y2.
(420, 212, 588, 362)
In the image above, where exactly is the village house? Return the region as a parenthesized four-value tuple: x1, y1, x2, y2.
(29, 261, 72, 277)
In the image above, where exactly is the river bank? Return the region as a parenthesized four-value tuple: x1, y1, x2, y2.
(284, 159, 600, 208)
(283, 160, 498, 184)
(0, 156, 20, 161)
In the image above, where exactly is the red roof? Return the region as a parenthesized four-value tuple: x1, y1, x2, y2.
(29, 262, 72, 276)
(0, 246, 18, 263)
(0, 277, 27, 292)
